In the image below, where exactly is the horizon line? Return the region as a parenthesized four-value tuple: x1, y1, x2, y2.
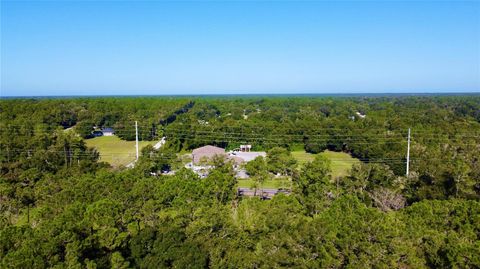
(2, 91, 480, 99)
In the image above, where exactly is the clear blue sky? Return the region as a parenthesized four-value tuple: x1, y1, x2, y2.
(1, 1, 479, 96)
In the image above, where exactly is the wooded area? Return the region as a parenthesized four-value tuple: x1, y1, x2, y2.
(0, 95, 479, 268)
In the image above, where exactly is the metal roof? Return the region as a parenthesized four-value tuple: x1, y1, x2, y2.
(101, 127, 115, 132)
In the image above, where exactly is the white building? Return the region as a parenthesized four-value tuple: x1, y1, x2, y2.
(100, 128, 115, 136)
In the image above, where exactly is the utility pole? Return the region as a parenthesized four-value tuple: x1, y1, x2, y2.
(406, 128, 411, 176)
(135, 121, 139, 161)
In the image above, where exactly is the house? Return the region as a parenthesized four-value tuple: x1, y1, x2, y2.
(239, 144, 252, 152)
(93, 127, 115, 137)
(356, 111, 366, 119)
(100, 127, 115, 136)
(192, 145, 226, 164)
(189, 145, 266, 178)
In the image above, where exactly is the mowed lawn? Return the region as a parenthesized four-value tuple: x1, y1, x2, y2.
(292, 150, 360, 178)
(237, 179, 291, 189)
(85, 136, 157, 167)
(237, 150, 359, 188)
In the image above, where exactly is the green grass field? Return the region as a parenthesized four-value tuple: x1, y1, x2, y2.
(292, 150, 360, 178)
(85, 136, 157, 167)
(291, 150, 316, 166)
(237, 179, 291, 189)
(237, 150, 359, 189)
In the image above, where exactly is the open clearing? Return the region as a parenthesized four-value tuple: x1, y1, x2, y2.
(237, 150, 359, 188)
(237, 179, 291, 189)
(85, 137, 359, 178)
(85, 136, 157, 167)
(292, 150, 360, 178)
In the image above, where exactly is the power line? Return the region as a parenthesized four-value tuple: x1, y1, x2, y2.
(0, 148, 473, 163)
(2, 128, 479, 141)
(3, 122, 479, 134)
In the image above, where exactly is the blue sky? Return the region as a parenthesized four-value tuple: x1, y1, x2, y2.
(1, 1, 479, 96)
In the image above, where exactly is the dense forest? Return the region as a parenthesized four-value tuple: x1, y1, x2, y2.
(1, 95, 479, 268)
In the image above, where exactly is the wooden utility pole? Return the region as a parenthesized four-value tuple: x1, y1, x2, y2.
(406, 128, 411, 176)
(135, 121, 139, 161)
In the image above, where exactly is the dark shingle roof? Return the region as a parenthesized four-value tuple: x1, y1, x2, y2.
(192, 145, 225, 155)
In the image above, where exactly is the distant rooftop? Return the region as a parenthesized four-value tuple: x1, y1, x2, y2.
(101, 127, 115, 132)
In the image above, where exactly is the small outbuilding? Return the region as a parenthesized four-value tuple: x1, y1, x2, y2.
(100, 128, 115, 136)
(240, 144, 252, 152)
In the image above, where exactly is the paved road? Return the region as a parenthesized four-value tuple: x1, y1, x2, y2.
(153, 137, 166, 149)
